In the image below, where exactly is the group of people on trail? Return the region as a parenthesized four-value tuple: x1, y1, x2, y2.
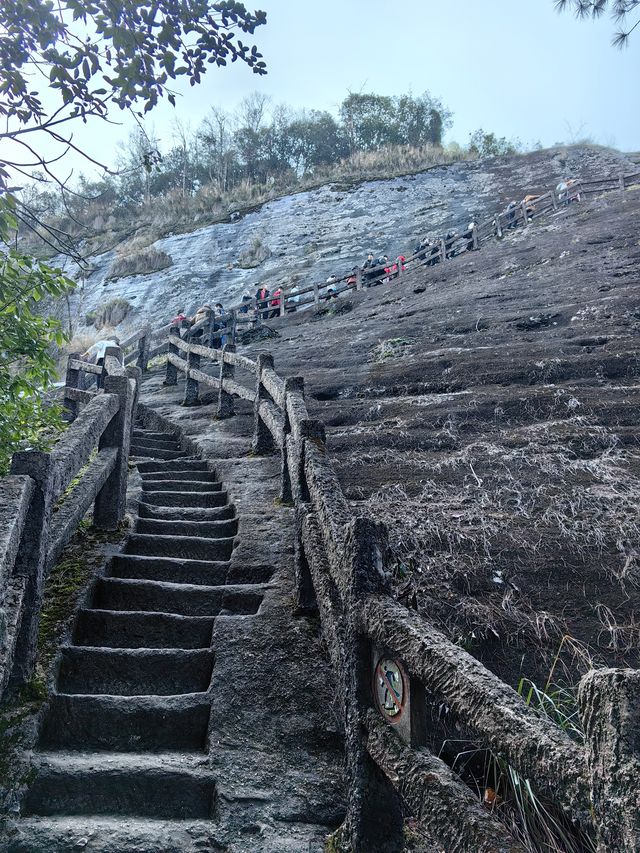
(252, 284, 283, 319)
(170, 302, 229, 348)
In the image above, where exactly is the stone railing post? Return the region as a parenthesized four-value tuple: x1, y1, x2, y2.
(63, 351, 82, 419)
(439, 238, 446, 263)
(230, 310, 238, 344)
(396, 257, 404, 281)
(356, 267, 363, 291)
(550, 187, 558, 210)
(252, 353, 275, 455)
(313, 282, 320, 306)
(578, 668, 640, 852)
(183, 344, 200, 407)
(472, 225, 479, 250)
(164, 326, 180, 386)
(619, 172, 626, 194)
(494, 215, 503, 238)
(7, 451, 56, 691)
(217, 343, 236, 419)
(281, 376, 304, 503)
(94, 374, 134, 530)
(343, 517, 403, 853)
(137, 325, 151, 373)
(126, 365, 142, 438)
(520, 200, 528, 224)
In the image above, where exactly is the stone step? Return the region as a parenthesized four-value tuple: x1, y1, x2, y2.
(138, 502, 236, 522)
(139, 469, 218, 483)
(5, 816, 222, 853)
(130, 446, 190, 461)
(73, 609, 214, 649)
(107, 554, 271, 586)
(136, 459, 208, 473)
(124, 533, 235, 561)
(131, 437, 183, 451)
(92, 577, 264, 617)
(57, 647, 215, 696)
(135, 517, 238, 539)
(132, 430, 179, 441)
(23, 753, 216, 819)
(140, 489, 229, 508)
(141, 479, 223, 494)
(39, 694, 210, 751)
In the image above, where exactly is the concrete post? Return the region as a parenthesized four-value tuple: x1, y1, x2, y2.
(94, 374, 134, 531)
(125, 365, 142, 437)
(579, 668, 640, 852)
(280, 376, 304, 503)
(356, 268, 363, 291)
(137, 325, 151, 373)
(396, 257, 404, 281)
(217, 344, 236, 419)
(183, 345, 201, 407)
(520, 200, 528, 224)
(550, 188, 558, 211)
(63, 352, 82, 420)
(313, 282, 320, 306)
(619, 173, 625, 194)
(495, 215, 503, 238)
(472, 225, 479, 250)
(8, 451, 56, 691)
(344, 517, 403, 853)
(252, 353, 275, 455)
(164, 326, 180, 386)
(439, 239, 446, 263)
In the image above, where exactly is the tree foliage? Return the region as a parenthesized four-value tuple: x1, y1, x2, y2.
(0, 0, 267, 468)
(468, 129, 522, 158)
(0, 0, 267, 192)
(555, 0, 640, 46)
(0, 193, 74, 473)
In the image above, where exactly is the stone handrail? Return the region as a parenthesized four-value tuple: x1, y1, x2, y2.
(155, 321, 640, 851)
(0, 347, 137, 700)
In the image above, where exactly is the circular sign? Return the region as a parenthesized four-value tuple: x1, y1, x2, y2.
(373, 657, 407, 723)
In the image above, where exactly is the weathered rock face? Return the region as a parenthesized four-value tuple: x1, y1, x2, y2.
(238, 184, 640, 697)
(61, 145, 632, 334)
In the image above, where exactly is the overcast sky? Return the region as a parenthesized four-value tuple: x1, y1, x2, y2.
(36, 0, 640, 181)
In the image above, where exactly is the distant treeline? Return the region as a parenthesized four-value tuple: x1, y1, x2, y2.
(20, 91, 522, 248)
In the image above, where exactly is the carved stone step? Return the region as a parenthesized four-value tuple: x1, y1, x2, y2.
(92, 577, 264, 617)
(135, 517, 238, 539)
(138, 469, 218, 483)
(39, 694, 211, 751)
(73, 609, 214, 649)
(130, 446, 190, 461)
(139, 490, 229, 508)
(136, 459, 209, 473)
(23, 752, 217, 819)
(123, 532, 235, 561)
(137, 502, 235, 522)
(57, 647, 215, 696)
(141, 479, 223, 494)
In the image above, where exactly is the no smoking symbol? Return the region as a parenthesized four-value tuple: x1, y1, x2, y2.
(374, 657, 407, 723)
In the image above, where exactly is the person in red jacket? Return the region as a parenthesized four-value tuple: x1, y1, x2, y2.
(255, 285, 270, 319)
(269, 287, 282, 318)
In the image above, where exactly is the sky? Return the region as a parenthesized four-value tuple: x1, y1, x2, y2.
(20, 0, 640, 182)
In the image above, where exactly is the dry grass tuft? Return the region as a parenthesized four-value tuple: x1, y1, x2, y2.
(107, 246, 173, 280)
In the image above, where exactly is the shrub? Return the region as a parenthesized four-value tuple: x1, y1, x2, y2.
(107, 246, 173, 280)
(86, 298, 132, 329)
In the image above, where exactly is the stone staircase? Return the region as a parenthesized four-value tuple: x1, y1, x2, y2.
(9, 423, 269, 851)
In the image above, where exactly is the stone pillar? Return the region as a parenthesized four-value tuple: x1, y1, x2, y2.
(252, 353, 275, 455)
(217, 344, 236, 419)
(550, 188, 558, 211)
(343, 517, 403, 853)
(63, 352, 81, 420)
(396, 257, 404, 281)
(439, 239, 446, 263)
(356, 267, 363, 291)
(94, 374, 134, 531)
(578, 668, 640, 852)
(125, 365, 142, 435)
(183, 345, 200, 407)
(280, 376, 305, 502)
(520, 200, 528, 224)
(137, 325, 151, 373)
(164, 326, 180, 386)
(619, 173, 626, 193)
(472, 225, 479, 250)
(8, 452, 55, 691)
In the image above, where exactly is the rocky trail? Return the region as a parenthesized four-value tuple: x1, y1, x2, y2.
(5, 415, 344, 852)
